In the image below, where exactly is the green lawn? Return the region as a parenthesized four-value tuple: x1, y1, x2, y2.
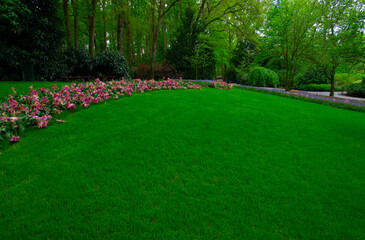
(1, 83, 364, 239)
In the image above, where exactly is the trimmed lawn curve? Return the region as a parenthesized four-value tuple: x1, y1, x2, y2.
(1, 87, 364, 239)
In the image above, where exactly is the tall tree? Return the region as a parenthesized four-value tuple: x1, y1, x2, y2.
(101, 0, 108, 51)
(305, 0, 365, 96)
(71, 0, 79, 48)
(264, 0, 324, 90)
(114, 0, 124, 55)
(62, 0, 72, 46)
(0, 0, 63, 80)
(149, 0, 181, 79)
(89, 0, 98, 55)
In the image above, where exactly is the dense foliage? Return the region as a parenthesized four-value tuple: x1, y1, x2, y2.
(166, 8, 213, 79)
(225, 66, 241, 83)
(0, 0, 364, 97)
(247, 67, 279, 88)
(0, 0, 63, 81)
(296, 66, 329, 85)
(344, 80, 365, 98)
(93, 50, 130, 78)
(62, 47, 94, 77)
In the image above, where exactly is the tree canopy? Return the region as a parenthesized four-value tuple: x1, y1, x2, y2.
(0, 0, 364, 89)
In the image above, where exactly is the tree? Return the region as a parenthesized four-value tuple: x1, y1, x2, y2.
(89, 0, 98, 56)
(149, 0, 182, 79)
(264, 0, 324, 90)
(62, 0, 72, 47)
(305, 0, 365, 96)
(71, 0, 80, 48)
(188, 35, 216, 80)
(0, 0, 64, 80)
(166, 8, 203, 79)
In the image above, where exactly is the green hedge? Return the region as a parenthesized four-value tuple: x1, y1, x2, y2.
(344, 81, 365, 98)
(295, 67, 328, 86)
(247, 67, 279, 88)
(296, 84, 343, 92)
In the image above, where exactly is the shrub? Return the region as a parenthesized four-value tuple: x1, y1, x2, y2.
(134, 62, 182, 80)
(296, 66, 328, 86)
(93, 50, 130, 78)
(335, 72, 365, 85)
(225, 66, 240, 83)
(344, 81, 365, 98)
(247, 67, 279, 88)
(61, 48, 130, 79)
(62, 47, 94, 77)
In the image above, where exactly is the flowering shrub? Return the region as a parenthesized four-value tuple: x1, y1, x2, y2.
(180, 80, 233, 90)
(211, 80, 233, 90)
(1, 78, 226, 143)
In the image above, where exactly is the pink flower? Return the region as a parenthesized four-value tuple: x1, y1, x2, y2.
(52, 84, 58, 90)
(10, 136, 19, 142)
(66, 103, 76, 109)
(54, 108, 63, 114)
(37, 119, 49, 128)
(56, 119, 66, 124)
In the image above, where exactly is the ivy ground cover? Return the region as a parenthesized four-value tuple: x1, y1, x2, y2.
(0, 85, 364, 239)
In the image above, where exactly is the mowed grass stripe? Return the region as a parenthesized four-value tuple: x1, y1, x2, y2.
(1, 88, 364, 239)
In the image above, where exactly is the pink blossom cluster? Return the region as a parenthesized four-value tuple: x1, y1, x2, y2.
(0, 78, 213, 143)
(211, 80, 233, 90)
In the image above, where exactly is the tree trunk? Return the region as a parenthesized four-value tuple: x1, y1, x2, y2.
(149, 1, 156, 79)
(196, 64, 198, 80)
(102, 0, 107, 51)
(222, 63, 225, 81)
(150, 0, 165, 79)
(136, 32, 142, 62)
(71, 0, 79, 48)
(94, 32, 98, 55)
(125, 17, 135, 66)
(124, 16, 131, 65)
(89, 0, 97, 56)
(330, 69, 335, 97)
(117, 14, 124, 55)
(62, 0, 72, 47)
(284, 62, 290, 91)
(162, 15, 166, 58)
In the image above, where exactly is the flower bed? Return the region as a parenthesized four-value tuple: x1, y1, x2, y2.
(180, 80, 233, 90)
(0, 79, 231, 143)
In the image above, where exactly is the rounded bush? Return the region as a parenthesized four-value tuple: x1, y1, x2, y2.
(344, 81, 365, 98)
(296, 66, 328, 86)
(62, 47, 94, 77)
(225, 66, 240, 83)
(94, 50, 130, 78)
(247, 67, 279, 88)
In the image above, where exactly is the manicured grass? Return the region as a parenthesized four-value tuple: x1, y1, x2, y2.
(1, 85, 364, 239)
